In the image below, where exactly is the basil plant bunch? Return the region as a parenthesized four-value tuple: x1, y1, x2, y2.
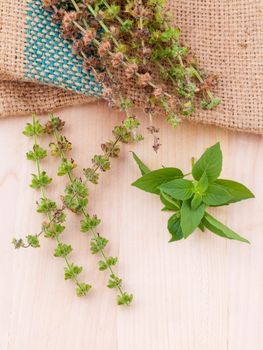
(132, 143, 254, 243)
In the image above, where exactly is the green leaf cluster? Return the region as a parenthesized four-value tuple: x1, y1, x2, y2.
(57, 159, 77, 176)
(63, 195, 87, 214)
(43, 222, 65, 238)
(54, 243, 73, 258)
(81, 215, 101, 232)
(119, 98, 133, 110)
(120, 19, 133, 32)
(132, 143, 254, 243)
(104, 4, 120, 19)
(23, 119, 43, 137)
(117, 292, 133, 306)
(64, 263, 83, 280)
(122, 116, 140, 130)
(90, 236, 108, 254)
(92, 155, 111, 172)
(49, 137, 72, 156)
(101, 141, 120, 158)
(12, 238, 25, 249)
(107, 274, 122, 288)
(63, 179, 88, 213)
(112, 117, 142, 144)
(83, 168, 99, 184)
(76, 282, 92, 297)
(98, 256, 118, 271)
(37, 198, 57, 213)
(160, 27, 180, 42)
(26, 235, 40, 248)
(30, 172, 52, 189)
(112, 125, 132, 143)
(26, 145, 47, 161)
(201, 98, 221, 110)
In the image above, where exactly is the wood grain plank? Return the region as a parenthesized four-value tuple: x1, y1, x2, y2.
(0, 102, 262, 350)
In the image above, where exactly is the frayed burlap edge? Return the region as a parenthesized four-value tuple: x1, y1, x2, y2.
(0, 80, 95, 117)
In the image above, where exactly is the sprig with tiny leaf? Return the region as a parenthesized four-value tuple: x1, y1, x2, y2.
(83, 106, 143, 184)
(12, 115, 91, 297)
(132, 143, 254, 243)
(47, 114, 134, 305)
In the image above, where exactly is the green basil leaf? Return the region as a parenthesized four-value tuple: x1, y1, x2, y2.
(132, 168, 183, 194)
(159, 179, 194, 200)
(202, 184, 233, 206)
(160, 192, 180, 211)
(195, 172, 209, 193)
(192, 143, 222, 182)
(191, 193, 203, 210)
(181, 200, 206, 238)
(198, 222, 205, 232)
(214, 179, 255, 204)
(162, 206, 173, 211)
(203, 212, 249, 243)
(132, 152, 151, 175)
(167, 214, 184, 242)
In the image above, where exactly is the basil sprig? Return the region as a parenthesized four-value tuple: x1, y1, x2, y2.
(132, 143, 254, 243)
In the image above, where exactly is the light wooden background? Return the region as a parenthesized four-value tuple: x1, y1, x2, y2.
(1, 102, 263, 350)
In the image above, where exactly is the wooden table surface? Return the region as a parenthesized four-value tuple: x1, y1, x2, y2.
(1, 102, 263, 350)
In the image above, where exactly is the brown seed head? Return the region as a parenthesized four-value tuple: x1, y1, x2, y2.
(111, 52, 124, 69)
(83, 28, 96, 45)
(153, 86, 163, 98)
(138, 72, 151, 87)
(52, 8, 65, 23)
(98, 41, 111, 57)
(125, 63, 138, 79)
(62, 11, 78, 28)
(72, 39, 85, 55)
(42, 0, 59, 9)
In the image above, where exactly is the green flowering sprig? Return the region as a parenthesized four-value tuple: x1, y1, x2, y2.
(45, 1, 182, 129)
(78, 0, 181, 124)
(12, 115, 91, 297)
(45, 0, 220, 133)
(47, 114, 133, 305)
(84, 112, 143, 184)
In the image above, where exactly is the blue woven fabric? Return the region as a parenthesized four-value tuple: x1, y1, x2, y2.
(25, 0, 102, 96)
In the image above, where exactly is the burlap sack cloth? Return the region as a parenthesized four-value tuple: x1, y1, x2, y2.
(1, 0, 262, 133)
